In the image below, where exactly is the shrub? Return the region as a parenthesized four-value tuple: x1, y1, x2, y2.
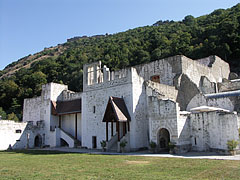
(100, 140, 106, 148)
(149, 141, 157, 149)
(168, 142, 176, 149)
(227, 140, 238, 151)
(120, 140, 127, 148)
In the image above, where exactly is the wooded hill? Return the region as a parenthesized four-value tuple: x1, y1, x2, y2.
(0, 3, 240, 121)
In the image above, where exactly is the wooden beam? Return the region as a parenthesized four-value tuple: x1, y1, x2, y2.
(59, 115, 61, 128)
(123, 122, 126, 136)
(111, 122, 113, 136)
(75, 113, 77, 139)
(106, 122, 108, 141)
(117, 121, 120, 141)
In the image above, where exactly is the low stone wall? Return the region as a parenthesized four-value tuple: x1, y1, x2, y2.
(190, 111, 239, 151)
(0, 120, 27, 150)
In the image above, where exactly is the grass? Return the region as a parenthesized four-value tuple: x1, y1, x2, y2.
(0, 150, 239, 180)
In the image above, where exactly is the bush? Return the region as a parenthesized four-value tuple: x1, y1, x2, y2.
(168, 142, 176, 149)
(120, 140, 127, 148)
(149, 141, 157, 149)
(227, 140, 238, 151)
(100, 140, 106, 148)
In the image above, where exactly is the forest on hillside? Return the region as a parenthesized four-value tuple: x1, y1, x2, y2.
(0, 3, 240, 121)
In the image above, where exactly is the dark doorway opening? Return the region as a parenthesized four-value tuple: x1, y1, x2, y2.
(34, 135, 42, 148)
(92, 136, 97, 149)
(158, 128, 170, 151)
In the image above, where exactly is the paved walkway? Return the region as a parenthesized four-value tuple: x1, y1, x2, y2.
(43, 147, 240, 160)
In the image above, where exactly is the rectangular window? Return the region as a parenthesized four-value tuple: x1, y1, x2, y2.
(92, 136, 97, 148)
(194, 137, 197, 145)
(93, 106, 96, 113)
(150, 75, 160, 83)
(15, 129, 22, 133)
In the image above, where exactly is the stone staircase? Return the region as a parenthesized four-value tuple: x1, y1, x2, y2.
(57, 128, 81, 148)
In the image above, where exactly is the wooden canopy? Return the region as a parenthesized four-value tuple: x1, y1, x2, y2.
(102, 97, 131, 122)
(51, 99, 81, 115)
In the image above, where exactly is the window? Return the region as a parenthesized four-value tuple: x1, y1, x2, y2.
(150, 75, 160, 83)
(194, 137, 197, 145)
(15, 129, 22, 133)
(93, 106, 96, 113)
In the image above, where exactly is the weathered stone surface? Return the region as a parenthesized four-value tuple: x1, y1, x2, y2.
(2, 55, 239, 154)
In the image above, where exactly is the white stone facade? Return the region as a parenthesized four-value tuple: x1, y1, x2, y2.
(2, 55, 239, 153)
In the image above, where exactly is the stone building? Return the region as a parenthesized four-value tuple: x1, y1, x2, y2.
(2, 55, 240, 153)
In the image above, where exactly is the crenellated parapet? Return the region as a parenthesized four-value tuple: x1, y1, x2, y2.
(62, 90, 82, 101)
(83, 61, 131, 91)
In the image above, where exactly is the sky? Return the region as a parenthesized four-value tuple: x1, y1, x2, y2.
(0, 0, 239, 70)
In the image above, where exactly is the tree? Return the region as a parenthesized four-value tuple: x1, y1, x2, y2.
(7, 112, 19, 122)
(0, 107, 7, 119)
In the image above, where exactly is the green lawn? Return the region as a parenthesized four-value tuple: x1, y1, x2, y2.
(0, 150, 239, 180)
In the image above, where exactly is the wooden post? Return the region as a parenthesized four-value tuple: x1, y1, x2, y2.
(117, 121, 120, 141)
(106, 122, 108, 141)
(111, 122, 113, 136)
(75, 113, 77, 139)
(59, 115, 61, 128)
(123, 122, 126, 136)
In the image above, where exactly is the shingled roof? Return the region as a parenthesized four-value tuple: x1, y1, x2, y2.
(103, 97, 131, 122)
(51, 99, 81, 115)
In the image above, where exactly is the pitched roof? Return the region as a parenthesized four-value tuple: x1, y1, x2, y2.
(51, 99, 81, 115)
(103, 97, 131, 122)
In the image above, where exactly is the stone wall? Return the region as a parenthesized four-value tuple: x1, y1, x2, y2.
(147, 97, 179, 144)
(23, 83, 72, 148)
(61, 113, 81, 141)
(131, 68, 149, 149)
(218, 79, 240, 92)
(0, 120, 45, 150)
(83, 61, 132, 92)
(133, 56, 181, 86)
(82, 82, 133, 149)
(190, 111, 239, 151)
(187, 94, 235, 112)
(145, 80, 178, 101)
(62, 90, 82, 101)
(182, 55, 230, 86)
(0, 120, 27, 150)
(23, 97, 42, 125)
(177, 113, 191, 146)
(199, 76, 216, 94)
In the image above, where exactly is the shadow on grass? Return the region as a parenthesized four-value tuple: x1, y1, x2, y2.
(0, 149, 76, 155)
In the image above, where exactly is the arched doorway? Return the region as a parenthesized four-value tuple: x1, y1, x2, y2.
(158, 128, 170, 151)
(34, 134, 42, 148)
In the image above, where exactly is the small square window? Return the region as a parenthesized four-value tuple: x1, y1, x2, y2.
(150, 75, 160, 83)
(15, 129, 22, 133)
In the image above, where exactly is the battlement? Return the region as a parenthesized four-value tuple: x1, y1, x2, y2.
(83, 61, 131, 91)
(62, 90, 82, 101)
(82, 55, 230, 92)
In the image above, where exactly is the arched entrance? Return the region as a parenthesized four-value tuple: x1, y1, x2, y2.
(34, 134, 42, 148)
(158, 128, 170, 151)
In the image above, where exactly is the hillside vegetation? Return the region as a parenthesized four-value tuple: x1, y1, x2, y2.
(0, 3, 240, 121)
